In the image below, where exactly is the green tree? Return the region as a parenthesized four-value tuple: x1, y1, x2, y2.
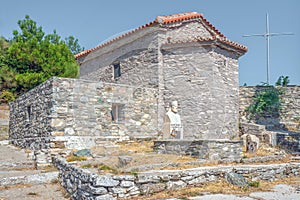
(65, 36, 84, 55)
(3, 15, 81, 94)
(282, 76, 290, 86)
(275, 76, 290, 86)
(0, 37, 17, 95)
(275, 76, 283, 86)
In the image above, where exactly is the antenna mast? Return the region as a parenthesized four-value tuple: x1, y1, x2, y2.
(243, 13, 293, 85)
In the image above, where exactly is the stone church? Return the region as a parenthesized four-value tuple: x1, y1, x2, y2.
(76, 12, 247, 139)
(9, 12, 247, 149)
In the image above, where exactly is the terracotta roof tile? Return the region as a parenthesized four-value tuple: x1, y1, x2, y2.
(75, 12, 247, 59)
(156, 12, 203, 24)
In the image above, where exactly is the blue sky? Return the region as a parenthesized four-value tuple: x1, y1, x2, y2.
(1, 0, 299, 86)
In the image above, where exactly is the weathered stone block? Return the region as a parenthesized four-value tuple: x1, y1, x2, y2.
(167, 180, 187, 190)
(225, 172, 249, 187)
(139, 183, 166, 195)
(85, 184, 108, 195)
(93, 175, 119, 187)
(120, 180, 134, 188)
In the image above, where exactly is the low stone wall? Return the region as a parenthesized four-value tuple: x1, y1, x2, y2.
(240, 122, 300, 153)
(53, 157, 300, 199)
(153, 139, 242, 160)
(276, 132, 300, 153)
(239, 86, 300, 130)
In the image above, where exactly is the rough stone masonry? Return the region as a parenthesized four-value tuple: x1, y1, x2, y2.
(76, 12, 247, 140)
(9, 77, 158, 150)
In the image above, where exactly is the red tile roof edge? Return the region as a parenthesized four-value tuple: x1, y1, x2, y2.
(162, 37, 248, 52)
(75, 12, 246, 59)
(75, 20, 156, 59)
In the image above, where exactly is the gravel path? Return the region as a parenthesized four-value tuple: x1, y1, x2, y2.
(0, 142, 69, 200)
(0, 183, 68, 200)
(189, 184, 300, 200)
(0, 142, 299, 200)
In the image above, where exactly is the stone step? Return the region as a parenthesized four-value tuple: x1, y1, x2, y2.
(0, 161, 34, 171)
(0, 170, 58, 186)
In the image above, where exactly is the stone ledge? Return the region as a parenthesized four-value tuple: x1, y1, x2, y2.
(153, 139, 243, 160)
(0, 171, 58, 186)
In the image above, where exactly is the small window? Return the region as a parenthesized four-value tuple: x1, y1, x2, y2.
(111, 103, 125, 123)
(27, 105, 33, 121)
(113, 63, 121, 79)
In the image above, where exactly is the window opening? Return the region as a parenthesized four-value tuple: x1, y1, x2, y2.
(113, 63, 121, 79)
(27, 105, 32, 121)
(111, 103, 125, 123)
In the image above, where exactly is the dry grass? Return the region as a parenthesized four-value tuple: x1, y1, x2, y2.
(0, 183, 33, 191)
(117, 140, 154, 154)
(87, 140, 199, 174)
(129, 175, 300, 200)
(78, 140, 294, 175)
(41, 164, 58, 172)
(66, 155, 87, 162)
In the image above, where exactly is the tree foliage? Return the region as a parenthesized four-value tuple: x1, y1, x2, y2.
(65, 36, 85, 55)
(246, 86, 282, 119)
(275, 76, 290, 86)
(0, 15, 83, 102)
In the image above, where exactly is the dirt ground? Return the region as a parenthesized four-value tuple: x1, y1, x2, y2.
(0, 140, 299, 200)
(0, 143, 69, 200)
(0, 183, 68, 200)
(68, 140, 291, 175)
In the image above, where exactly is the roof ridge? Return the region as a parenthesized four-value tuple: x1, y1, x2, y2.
(75, 12, 246, 59)
(156, 12, 202, 24)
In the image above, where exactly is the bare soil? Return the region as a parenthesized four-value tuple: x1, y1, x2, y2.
(0, 182, 68, 200)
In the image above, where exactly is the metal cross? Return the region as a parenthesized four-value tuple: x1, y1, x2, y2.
(243, 13, 293, 85)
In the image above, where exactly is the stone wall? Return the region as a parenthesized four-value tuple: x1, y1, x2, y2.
(9, 79, 54, 149)
(276, 132, 300, 153)
(9, 77, 158, 150)
(53, 157, 300, 199)
(81, 48, 159, 88)
(153, 139, 242, 160)
(239, 86, 300, 130)
(80, 27, 160, 88)
(51, 78, 158, 149)
(162, 45, 240, 140)
(239, 86, 300, 153)
(165, 21, 213, 43)
(79, 20, 243, 141)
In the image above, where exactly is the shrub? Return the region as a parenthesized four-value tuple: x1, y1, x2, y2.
(66, 155, 87, 162)
(81, 164, 92, 169)
(249, 181, 260, 188)
(246, 86, 281, 119)
(98, 164, 118, 174)
(0, 90, 16, 103)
